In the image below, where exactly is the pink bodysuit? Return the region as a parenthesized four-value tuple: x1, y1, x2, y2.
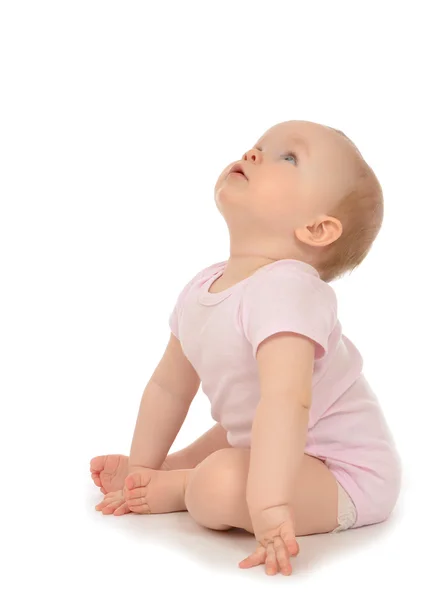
(168, 259, 402, 528)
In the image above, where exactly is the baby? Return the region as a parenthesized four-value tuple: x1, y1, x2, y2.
(91, 120, 402, 576)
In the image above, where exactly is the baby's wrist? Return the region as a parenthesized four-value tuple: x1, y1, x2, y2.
(128, 462, 149, 470)
(128, 461, 160, 472)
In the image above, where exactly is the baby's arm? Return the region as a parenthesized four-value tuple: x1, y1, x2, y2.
(128, 333, 201, 471)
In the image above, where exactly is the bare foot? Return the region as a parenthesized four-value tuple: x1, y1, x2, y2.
(124, 468, 190, 515)
(90, 454, 129, 494)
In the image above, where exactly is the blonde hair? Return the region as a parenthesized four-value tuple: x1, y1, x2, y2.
(312, 128, 384, 283)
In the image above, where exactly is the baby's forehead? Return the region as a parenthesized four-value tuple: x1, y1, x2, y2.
(292, 122, 360, 164)
(261, 120, 344, 148)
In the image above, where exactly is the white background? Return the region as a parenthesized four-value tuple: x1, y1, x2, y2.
(1, 0, 444, 597)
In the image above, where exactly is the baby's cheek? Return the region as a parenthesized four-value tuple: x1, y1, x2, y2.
(254, 188, 293, 220)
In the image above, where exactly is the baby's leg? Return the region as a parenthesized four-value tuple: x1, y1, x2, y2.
(164, 423, 232, 470)
(90, 423, 231, 493)
(121, 447, 338, 533)
(183, 448, 339, 535)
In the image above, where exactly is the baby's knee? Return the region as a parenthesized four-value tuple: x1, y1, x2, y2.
(184, 449, 248, 529)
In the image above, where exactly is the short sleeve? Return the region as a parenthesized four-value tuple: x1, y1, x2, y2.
(168, 282, 190, 340)
(241, 271, 337, 360)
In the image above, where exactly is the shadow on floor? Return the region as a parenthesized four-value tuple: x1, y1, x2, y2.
(88, 487, 403, 576)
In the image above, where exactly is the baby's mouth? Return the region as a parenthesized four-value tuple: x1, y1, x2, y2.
(227, 165, 248, 180)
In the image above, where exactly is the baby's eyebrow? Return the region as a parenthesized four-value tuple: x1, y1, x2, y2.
(288, 136, 310, 157)
(255, 136, 310, 157)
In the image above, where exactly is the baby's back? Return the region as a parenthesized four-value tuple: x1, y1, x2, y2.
(307, 369, 402, 528)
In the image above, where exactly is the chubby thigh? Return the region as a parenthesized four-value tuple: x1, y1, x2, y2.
(184, 448, 339, 536)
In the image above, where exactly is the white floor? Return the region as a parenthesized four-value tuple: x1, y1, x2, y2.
(83, 477, 440, 597)
(5, 451, 440, 600)
(4, 380, 443, 599)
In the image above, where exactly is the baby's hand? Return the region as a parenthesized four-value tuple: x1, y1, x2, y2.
(95, 488, 131, 516)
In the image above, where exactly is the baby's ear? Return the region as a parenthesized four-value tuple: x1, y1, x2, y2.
(295, 217, 342, 247)
(320, 217, 343, 245)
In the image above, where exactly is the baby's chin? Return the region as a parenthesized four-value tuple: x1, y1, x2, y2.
(214, 181, 250, 206)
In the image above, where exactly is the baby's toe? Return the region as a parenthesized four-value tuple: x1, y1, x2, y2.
(91, 472, 101, 486)
(125, 470, 152, 490)
(126, 486, 146, 501)
(126, 494, 146, 508)
(90, 456, 106, 472)
(124, 486, 151, 512)
(127, 499, 151, 514)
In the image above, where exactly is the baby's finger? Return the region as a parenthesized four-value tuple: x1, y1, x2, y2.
(101, 500, 123, 514)
(95, 494, 113, 510)
(239, 545, 266, 569)
(96, 493, 118, 510)
(274, 537, 292, 575)
(281, 528, 299, 556)
(265, 543, 278, 575)
(113, 503, 130, 516)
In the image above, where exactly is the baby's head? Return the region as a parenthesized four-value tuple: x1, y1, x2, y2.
(214, 120, 383, 282)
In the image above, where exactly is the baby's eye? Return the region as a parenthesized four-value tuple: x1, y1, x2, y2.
(282, 152, 298, 165)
